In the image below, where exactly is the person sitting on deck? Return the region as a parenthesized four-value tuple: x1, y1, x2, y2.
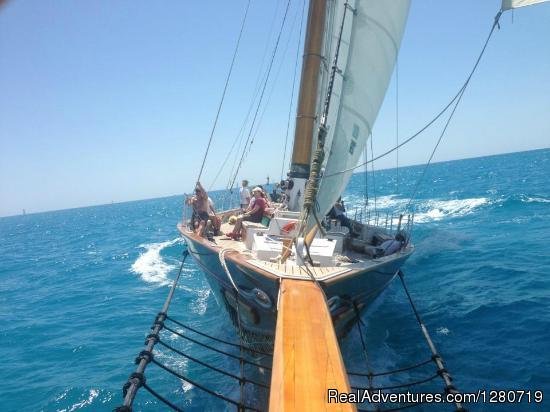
(270, 183, 281, 203)
(327, 197, 351, 231)
(226, 187, 266, 240)
(186, 182, 217, 236)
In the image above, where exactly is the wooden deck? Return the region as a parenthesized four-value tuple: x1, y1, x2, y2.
(269, 279, 356, 411)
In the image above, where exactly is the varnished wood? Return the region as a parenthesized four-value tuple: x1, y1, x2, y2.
(290, 0, 327, 172)
(269, 279, 356, 411)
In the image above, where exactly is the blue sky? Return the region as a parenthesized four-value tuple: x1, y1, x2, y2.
(1, 0, 549, 217)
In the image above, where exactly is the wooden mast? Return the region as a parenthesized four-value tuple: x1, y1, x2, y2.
(289, 0, 327, 179)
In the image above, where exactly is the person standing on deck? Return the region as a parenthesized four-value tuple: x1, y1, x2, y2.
(239, 180, 251, 211)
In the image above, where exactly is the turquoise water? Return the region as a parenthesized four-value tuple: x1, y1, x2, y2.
(1, 148, 549, 411)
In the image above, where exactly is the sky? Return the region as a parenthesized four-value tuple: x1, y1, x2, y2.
(0, 0, 549, 217)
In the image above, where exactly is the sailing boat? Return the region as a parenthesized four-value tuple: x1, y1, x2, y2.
(179, 0, 412, 351)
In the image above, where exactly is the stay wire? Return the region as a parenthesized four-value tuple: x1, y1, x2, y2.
(323, 11, 502, 179)
(404, 11, 502, 212)
(196, 0, 251, 183)
(370, 134, 377, 214)
(281, 0, 306, 181)
(228, 0, 293, 190)
(118, 248, 189, 410)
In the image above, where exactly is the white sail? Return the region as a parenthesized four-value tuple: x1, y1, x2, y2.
(311, 0, 410, 223)
(502, 0, 550, 10)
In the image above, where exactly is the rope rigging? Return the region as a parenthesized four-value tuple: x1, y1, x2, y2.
(196, 0, 251, 183)
(346, 270, 466, 412)
(281, 0, 306, 181)
(323, 11, 503, 181)
(227, 0, 293, 192)
(403, 11, 503, 213)
(116, 247, 272, 412)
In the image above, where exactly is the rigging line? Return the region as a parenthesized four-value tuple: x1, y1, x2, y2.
(404, 11, 502, 212)
(396, 56, 399, 193)
(162, 324, 272, 370)
(323, 82, 465, 179)
(157, 339, 270, 389)
(119, 249, 189, 410)
(351, 372, 440, 392)
(280, 1, 305, 181)
(210, 1, 284, 191)
(370, 134, 377, 214)
(196, 0, 251, 184)
(282, 0, 305, 181)
(141, 382, 184, 412)
(228, 0, 293, 191)
(404, 86, 464, 212)
(298, 0, 351, 242)
(364, 142, 368, 206)
(243, 1, 302, 162)
(323, 11, 502, 179)
(150, 359, 263, 412)
(223, 10, 286, 190)
(347, 358, 433, 378)
(165, 315, 273, 356)
(397, 271, 463, 411)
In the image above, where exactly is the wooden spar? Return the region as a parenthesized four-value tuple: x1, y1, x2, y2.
(289, 0, 327, 179)
(269, 279, 356, 412)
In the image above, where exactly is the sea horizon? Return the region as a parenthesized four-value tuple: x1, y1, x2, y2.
(1, 146, 547, 219)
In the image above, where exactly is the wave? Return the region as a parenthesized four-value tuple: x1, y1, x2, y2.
(520, 195, 550, 204)
(413, 197, 489, 223)
(58, 389, 99, 412)
(191, 287, 211, 315)
(345, 195, 491, 224)
(131, 238, 182, 286)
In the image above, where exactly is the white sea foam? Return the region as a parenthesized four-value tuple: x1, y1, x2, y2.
(437, 326, 450, 335)
(191, 287, 211, 315)
(523, 196, 550, 203)
(60, 389, 99, 412)
(414, 197, 489, 223)
(131, 238, 182, 286)
(181, 381, 194, 392)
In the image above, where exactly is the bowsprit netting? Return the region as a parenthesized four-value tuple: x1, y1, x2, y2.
(117, 247, 466, 411)
(115, 247, 272, 412)
(345, 270, 466, 412)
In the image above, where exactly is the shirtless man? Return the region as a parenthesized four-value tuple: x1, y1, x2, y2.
(186, 182, 216, 236)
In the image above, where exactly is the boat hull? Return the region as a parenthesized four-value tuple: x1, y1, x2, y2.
(180, 228, 411, 351)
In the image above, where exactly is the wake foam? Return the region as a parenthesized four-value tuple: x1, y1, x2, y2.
(131, 238, 182, 286)
(344, 195, 490, 224)
(414, 197, 489, 223)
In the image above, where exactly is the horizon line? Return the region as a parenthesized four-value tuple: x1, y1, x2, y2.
(1, 146, 547, 219)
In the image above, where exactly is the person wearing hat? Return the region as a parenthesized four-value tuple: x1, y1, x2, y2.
(227, 187, 266, 240)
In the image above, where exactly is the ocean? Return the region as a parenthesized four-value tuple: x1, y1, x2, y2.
(1, 148, 548, 411)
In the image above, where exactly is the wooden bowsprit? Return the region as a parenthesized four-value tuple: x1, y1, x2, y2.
(269, 278, 356, 411)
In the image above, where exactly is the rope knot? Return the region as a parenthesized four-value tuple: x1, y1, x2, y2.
(135, 350, 154, 365)
(145, 332, 159, 345)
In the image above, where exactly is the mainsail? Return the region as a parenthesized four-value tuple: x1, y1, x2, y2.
(310, 0, 410, 223)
